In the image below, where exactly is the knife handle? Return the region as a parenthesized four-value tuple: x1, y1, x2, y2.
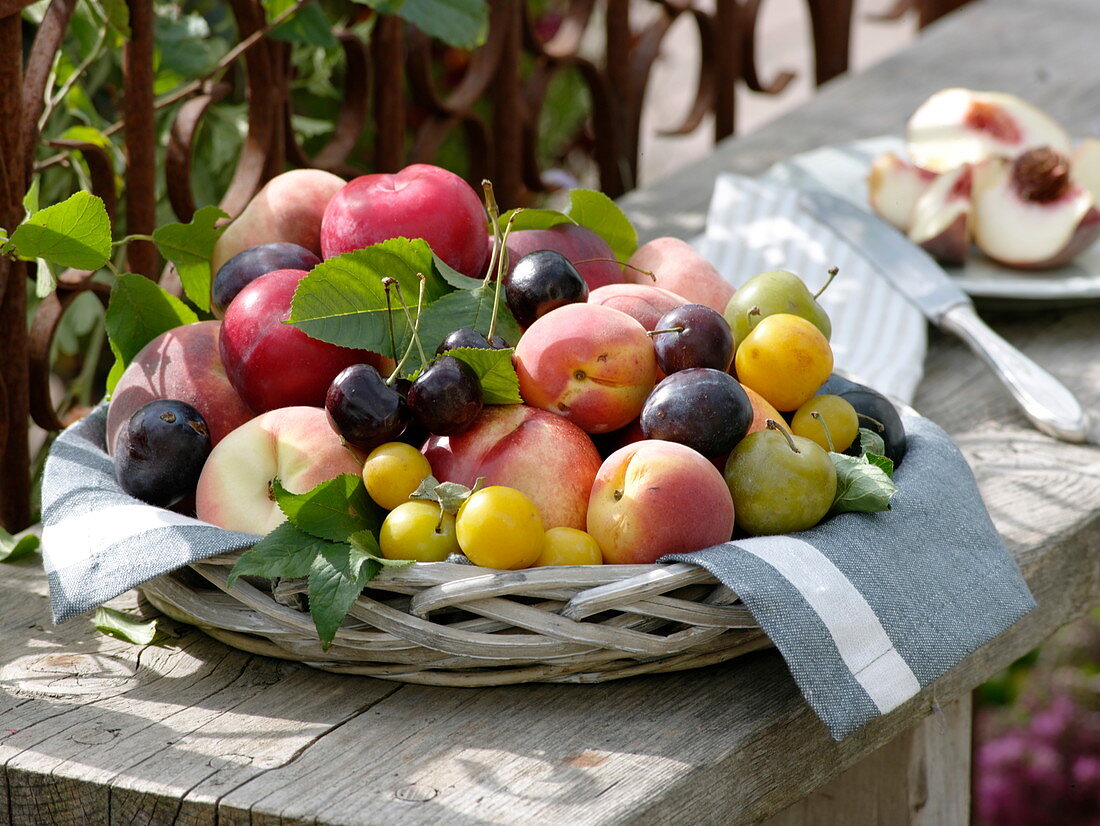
(939, 304, 1091, 443)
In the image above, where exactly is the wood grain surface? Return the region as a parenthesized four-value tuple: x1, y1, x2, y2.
(4, 0, 1100, 822)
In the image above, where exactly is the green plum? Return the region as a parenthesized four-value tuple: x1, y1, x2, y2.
(723, 421, 837, 536)
(724, 269, 834, 349)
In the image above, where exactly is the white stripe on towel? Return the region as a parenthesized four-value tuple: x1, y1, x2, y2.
(740, 534, 921, 713)
(42, 504, 210, 574)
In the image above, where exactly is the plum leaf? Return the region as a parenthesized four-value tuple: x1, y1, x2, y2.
(829, 453, 898, 515)
(566, 189, 638, 263)
(152, 205, 229, 313)
(0, 527, 39, 563)
(227, 522, 329, 586)
(7, 190, 111, 270)
(308, 541, 381, 648)
(104, 274, 199, 393)
(94, 607, 176, 646)
(272, 474, 384, 543)
(440, 346, 522, 405)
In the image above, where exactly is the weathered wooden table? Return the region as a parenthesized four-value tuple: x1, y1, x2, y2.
(4, 0, 1100, 822)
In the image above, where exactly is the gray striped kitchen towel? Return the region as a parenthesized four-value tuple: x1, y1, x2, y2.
(665, 414, 1035, 740)
(41, 402, 260, 623)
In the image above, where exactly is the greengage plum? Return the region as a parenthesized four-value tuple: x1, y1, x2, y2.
(791, 394, 859, 453)
(723, 269, 833, 348)
(723, 423, 837, 536)
(816, 376, 908, 464)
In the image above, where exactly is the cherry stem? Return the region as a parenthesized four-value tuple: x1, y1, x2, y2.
(766, 419, 800, 453)
(385, 275, 428, 383)
(647, 326, 684, 337)
(384, 281, 398, 364)
(488, 209, 521, 342)
(482, 180, 501, 288)
(572, 258, 656, 282)
(813, 266, 839, 301)
(811, 411, 836, 452)
(435, 502, 446, 535)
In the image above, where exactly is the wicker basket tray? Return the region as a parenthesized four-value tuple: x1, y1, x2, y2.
(140, 554, 772, 686)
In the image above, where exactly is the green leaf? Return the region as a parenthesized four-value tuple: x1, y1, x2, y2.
(104, 274, 199, 392)
(497, 208, 575, 233)
(410, 475, 484, 515)
(432, 252, 483, 291)
(272, 474, 384, 543)
(152, 205, 228, 313)
(288, 238, 451, 367)
(359, 0, 489, 50)
(566, 189, 637, 263)
(23, 177, 40, 217)
(857, 427, 887, 459)
(266, 0, 339, 47)
(94, 607, 176, 645)
(349, 529, 413, 569)
(8, 191, 111, 270)
(99, 0, 131, 43)
(414, 285, 522, 367)
(866, 453, 895, 477)
(307, 541, 381, 648)
(443, 346, 522, 405)
(227, 522, 330, 587)
(0, 528, 39, 563)
(829, 453, 898, 515)
(59, 125, 114, 150)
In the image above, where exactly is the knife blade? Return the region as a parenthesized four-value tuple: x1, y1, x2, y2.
(796, 188, 1092, 443)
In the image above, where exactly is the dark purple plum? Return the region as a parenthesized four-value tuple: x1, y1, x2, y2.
(408, 355, 483, 436)
(505, 249, 588, 328)
(326, 364, 409, 452)
(640, 368, 752, 458)
(651, 303, 734, 373)
(114, 400, 212, 507)
(212, 242, 321, 315)
(435, 326, 508, 355)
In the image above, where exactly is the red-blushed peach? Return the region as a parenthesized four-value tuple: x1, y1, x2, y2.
(195, 406, 363, 535)
(212, 169, 345, 274)
(422, 404, 601, 530)
(587, 283, 687, 331)
(513, 303, 657, 434)
(106, 321, 254, 456)
(320, 164, 489, 277)
(626, 237, 735, 313)
(505, 224, 624, 290)
(587, 440, 735, 564)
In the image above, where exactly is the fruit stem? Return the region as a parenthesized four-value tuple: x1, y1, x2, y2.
(482, 180, 502, 288)
(647, 326, 684, 337)
(811, 411, 836, 452)
(435, 502, 446, 535)
(766, 419, 800, 453)
(385, 275, 428, 383)
(488, 209, 520, 342)
(384, 280, 399, 364)
(813, 267, 839, 301)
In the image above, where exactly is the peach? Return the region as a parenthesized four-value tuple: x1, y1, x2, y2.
(106, 321, 254, 455)
(587, 283, 687, 331)
(587, 440, 735, 564)
(867, 152, 936, 232)
(742, 382, 788, 436)
(513, 303, 657, 434)
(505, 224, 624, 290)
(195, 406, 363, 535)
(422, 404, 601, 530)
(212, 169, 346, 274)
(625, 237, 735, 313)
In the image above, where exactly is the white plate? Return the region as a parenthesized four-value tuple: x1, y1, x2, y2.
(762, 136, 1100, 304)
(693, 173, 927, 407)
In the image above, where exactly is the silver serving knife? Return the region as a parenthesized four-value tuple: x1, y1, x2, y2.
(797, 188, 1091, 443)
